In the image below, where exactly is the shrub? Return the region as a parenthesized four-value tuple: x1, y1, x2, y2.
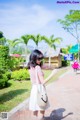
(0, 71, 8, 89)
(0, 45, 10, 88)
(5, 71, 11, 80)
(0, 45, 9, 70)
(62, 60, 70, 66)
(9, 57, 24, 70)
(11, 69, 30, 81)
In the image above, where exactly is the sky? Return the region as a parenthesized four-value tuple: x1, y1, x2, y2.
(0, 0, 80, 49)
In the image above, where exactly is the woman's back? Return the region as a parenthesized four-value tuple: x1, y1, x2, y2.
(29, 66, 44, 84)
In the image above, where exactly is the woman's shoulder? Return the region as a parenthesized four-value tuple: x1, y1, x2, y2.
(35, 65, 41, 71)
(35, 65, 41, 68)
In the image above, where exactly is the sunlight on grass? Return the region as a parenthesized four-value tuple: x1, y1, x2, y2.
(0, 80, 31, 112)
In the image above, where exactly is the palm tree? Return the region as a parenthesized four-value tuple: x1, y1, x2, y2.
(21, 35, 31, 54)
(7, 39, 21, 54)
(46, 35, 62, 48)
(29, 34, 42, 49)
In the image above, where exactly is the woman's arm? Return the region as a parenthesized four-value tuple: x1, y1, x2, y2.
(43, 76, 51, 85)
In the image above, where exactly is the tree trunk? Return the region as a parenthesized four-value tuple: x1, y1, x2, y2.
(48, 56, 51, 67)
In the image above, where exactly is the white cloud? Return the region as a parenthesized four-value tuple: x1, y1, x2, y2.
(0, 3, 78, 47)
(0, 4, 55, 39)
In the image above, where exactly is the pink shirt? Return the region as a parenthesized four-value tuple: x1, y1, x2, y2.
(29, 65, 44, 85)
(72, 62, 79, 69)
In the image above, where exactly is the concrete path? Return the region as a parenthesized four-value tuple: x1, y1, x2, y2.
(8, 67, 80, 120)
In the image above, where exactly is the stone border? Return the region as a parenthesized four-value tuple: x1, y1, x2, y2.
(8, 98, 29, 118)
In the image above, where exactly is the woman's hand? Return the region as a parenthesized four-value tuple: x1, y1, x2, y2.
(43, 79, 48, 85)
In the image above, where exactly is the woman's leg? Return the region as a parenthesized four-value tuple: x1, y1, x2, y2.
(33, 110, 38, 117)
(39, 110, 45, 118)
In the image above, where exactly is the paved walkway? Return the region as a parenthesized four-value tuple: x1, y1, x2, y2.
(8, 67, 80, 120)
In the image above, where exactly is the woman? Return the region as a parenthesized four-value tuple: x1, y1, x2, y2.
(72, 57, 79, 72)
(27, 49, 50, 120)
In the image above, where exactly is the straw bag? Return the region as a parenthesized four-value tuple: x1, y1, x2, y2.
(35, 66, 48, 109)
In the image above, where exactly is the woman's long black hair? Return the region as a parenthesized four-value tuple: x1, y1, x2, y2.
(27, 49, 44, 69)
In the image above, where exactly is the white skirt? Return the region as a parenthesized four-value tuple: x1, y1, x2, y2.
(29, 84, 50, 111)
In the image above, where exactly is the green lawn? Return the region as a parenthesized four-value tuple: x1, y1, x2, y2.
(0, 68, 67, 112)
(0, 80, 31, 112)
(43, 70, 52, 79)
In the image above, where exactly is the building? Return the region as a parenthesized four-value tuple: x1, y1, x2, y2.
(44, 47, 62, 68)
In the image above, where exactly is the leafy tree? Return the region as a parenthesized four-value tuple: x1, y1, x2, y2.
(62, 45, 72, 54)
(0, 31, 6, 45)
(0, 31, 3, 38)
(61, 45, 73, 66)
(58, 10, 80, 61)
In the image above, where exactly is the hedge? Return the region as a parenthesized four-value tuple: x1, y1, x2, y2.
(11, 69, 30, 81)
(0, 45, 10, 88)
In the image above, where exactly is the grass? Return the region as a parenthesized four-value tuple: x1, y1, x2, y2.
(43, 69, 52, 79)
(0, 80, 31, 112)
(0, 68, 68, 112)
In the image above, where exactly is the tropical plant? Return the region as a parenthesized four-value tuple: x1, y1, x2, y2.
(43, 35, 62, 49)
(22, 34, 47, 49)
(7, 39, 22, 54)
(62, 45, 72, 54)
(28, 34, 42, 48)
